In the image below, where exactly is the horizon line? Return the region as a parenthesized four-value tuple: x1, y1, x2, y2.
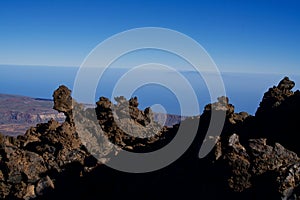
(1, 63, 299, 76)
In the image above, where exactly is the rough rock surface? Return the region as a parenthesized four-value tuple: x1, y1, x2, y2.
(0, 77, 300, 199)
(253, 76, 300, 154)
(256, 77, 295, 115)
(94, 96, 174, 152)
(0, 85, 174, 199)
(214, 133, 300, 199)
(0, 86, 97, 199)
(52, 85, 73, 125)
(208, 77, 300, 200)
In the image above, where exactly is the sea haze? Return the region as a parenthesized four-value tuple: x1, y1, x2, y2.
(1, 65, 299, 116)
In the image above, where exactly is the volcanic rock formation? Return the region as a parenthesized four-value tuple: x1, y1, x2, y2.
(0, 77, 300, 200)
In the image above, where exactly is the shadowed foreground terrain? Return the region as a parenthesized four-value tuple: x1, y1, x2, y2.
(1, 77, 300, 199)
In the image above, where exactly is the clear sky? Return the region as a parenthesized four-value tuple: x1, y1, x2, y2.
(0, 0, 299, 74)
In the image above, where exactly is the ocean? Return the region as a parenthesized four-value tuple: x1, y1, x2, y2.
(1, 65, 299, 116)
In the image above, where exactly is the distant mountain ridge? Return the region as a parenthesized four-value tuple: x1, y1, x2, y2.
(0, 94, 65, 135)
(0, 94, 183, 136)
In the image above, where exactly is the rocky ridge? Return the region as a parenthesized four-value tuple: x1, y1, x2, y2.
(210, 76, 300, 199)
(0, 77, 299, 199)
(0, 94, 183, 136)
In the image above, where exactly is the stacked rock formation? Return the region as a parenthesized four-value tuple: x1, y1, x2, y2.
(0, 77, 300, 199)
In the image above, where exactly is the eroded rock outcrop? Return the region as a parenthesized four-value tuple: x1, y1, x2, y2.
(253, 76, 300, 154)
(210, 77, 300, 199)
(214, 133, 300, 199)
(53, 85, 74, 125)
(0, 77, 300, 200)
(0, 86, 175, 199)
(0, 86, 97, 199)
(256, 77, 296, 115)
(95, 95, 173, 152)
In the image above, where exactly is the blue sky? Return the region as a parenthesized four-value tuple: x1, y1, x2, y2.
(0, 0, 300, 74)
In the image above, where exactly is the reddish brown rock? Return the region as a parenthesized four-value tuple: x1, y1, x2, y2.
(0, 77, 300, 200)
(53, 85, 73, 125)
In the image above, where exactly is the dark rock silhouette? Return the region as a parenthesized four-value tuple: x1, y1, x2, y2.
(213, 134, 300, 199)
(0, 77, 300, 199)
(251, 76, 300, 154)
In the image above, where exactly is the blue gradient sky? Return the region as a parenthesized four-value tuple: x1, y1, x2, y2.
(0, 0, 299, 74)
